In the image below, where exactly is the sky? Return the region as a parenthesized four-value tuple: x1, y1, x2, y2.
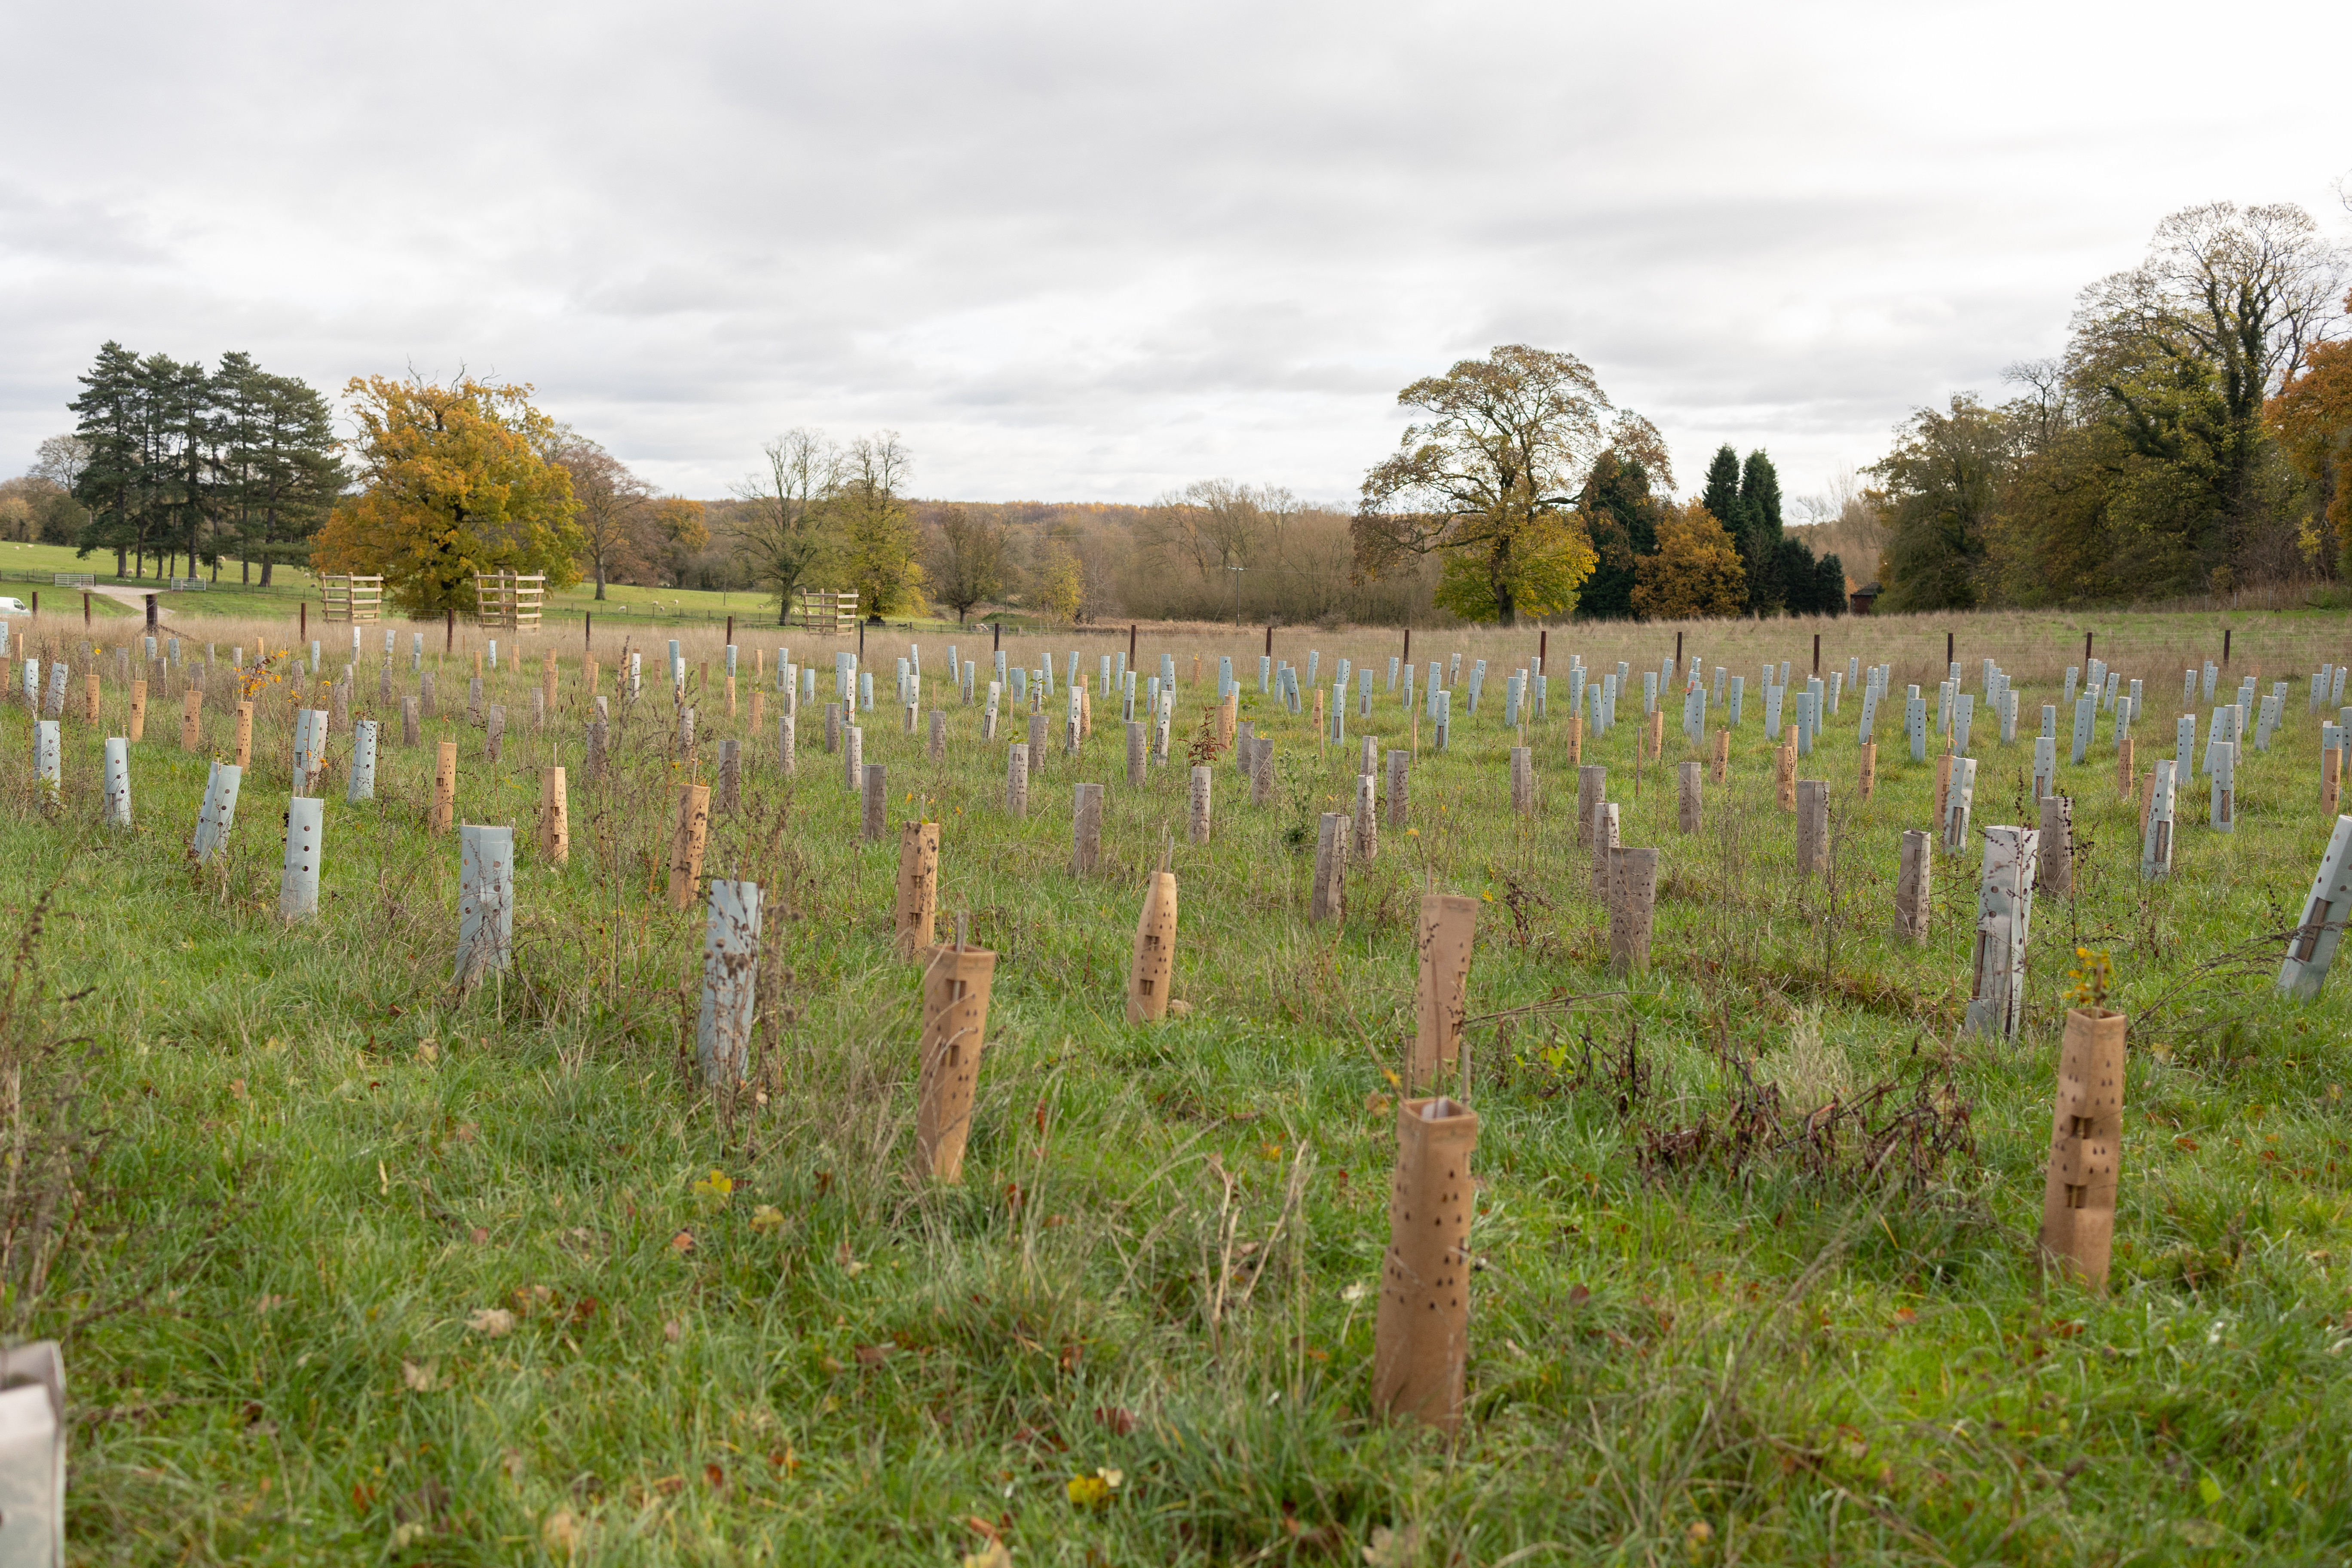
(2, 0, 2346, 512)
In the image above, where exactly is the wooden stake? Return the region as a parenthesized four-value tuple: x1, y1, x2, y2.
(2037, 1008, 2126, 1289)
(668, 784, 711, 908)
(1127, 870, 1177, 1023)
(431, 742, 458, 833)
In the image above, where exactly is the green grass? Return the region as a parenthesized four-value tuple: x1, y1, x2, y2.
(4, 614, 2352, 1564)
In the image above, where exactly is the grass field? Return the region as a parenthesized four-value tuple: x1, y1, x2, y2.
(4, 605, 2351, 1565)
(0, 540, 989, 633)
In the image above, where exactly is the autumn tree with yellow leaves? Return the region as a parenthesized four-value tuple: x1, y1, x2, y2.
(1631, 501, 1747, 620)
(316, 374, 584, 616)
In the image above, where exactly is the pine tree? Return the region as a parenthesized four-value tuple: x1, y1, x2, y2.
(1574, 453, 1660, 619)
(67, 342, 144, 578)
(1740, 450, 1787, 614)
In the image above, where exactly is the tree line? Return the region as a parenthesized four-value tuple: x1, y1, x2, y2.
(58, 343, 342, 582)
(1868, 200, 2351, 610)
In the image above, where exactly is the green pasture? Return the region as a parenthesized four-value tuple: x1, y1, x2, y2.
(2, 614, 2349, 1564)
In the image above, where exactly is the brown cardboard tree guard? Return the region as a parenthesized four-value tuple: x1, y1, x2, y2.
(1411, 894, 1477, 1088)
(1589, 801, 1618, 896)
(180, 689, 204, 750)
(668, 784, 711, 909)
(1895, 829, 1931, 942)
(2116, 736, 2135, 800)
(1567, 714, 1582, 766)
(1933, 752, 1952, 830)
(1509, 746, 1532, 814)
(1189, 766, 1212, 845)
(1310, 812, 1347, 923)
(1127, 870, 1177, 1023)
(1858, 740, 1876, 800)
(1352, 773, 1378, 861)
(1575, 765, 1605, 847)
(1385, 749, 1407, 827)
(1608, 846, 1659, 974)
(2326, 748, 2342, 816)
(1712, 728, 1730, 784)
(1072, 782, 1103, 873)
(916, 944, 997, 1182)
(235, 701, 254, 768)
(1372, 1096, 1480, 1432)
(1795, 779, 1828, 876)
(541, 767, 570, 864)
(1252, 738, 1275, 806)
(895, 821, 940, 957)
(1776, 733, 1796, 809)
(1007, 744, 1029, 818)
(2037, 795, 2074, 895)
(82, 672, 98, 723)
(431, 742, 458, 833)
(1677, 760, 1701, 834)
(2037, 1008, 2126, 1289)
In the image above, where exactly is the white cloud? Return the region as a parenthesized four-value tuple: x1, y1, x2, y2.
(0, 0, 2343, 507)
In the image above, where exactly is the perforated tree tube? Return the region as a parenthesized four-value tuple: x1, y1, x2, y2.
(279, 797, 324, 922)
(455, 825, 515, 983)
(1372, 1096, 1481, 1432)
(698, 879, 763, 1086)
(1127, 871, 1177, 1024)
(2037, 1008, 2127, 1289)
(916, 945, 997, 1182)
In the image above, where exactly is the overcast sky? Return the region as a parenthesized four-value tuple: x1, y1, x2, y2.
(3, 0, 2345, 511)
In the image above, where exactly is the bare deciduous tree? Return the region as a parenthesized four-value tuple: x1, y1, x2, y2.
(554, 439, 655, 599)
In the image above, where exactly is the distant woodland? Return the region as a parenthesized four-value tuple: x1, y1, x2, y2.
(23, 199, 2350, 626)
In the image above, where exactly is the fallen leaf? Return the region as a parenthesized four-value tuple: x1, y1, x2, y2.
(452, 1121, 478, 1143)
(664, 1319, 683, 1344)
(854, 1343, 891, 1366)
(254, 1294, 289, 1315)
(469, 1227, 490, 1245)
(1341, 1282, 1371, 1304)
(541, 1509, 578, 1555)
(230, 1078, 249, 1102)
(670, 1230, 695, 1255)
(2175, 1136, 2200, 1152)
(703, 1461, 725, 1488)
(750, 1204, 785, 1233)
(467, 1308, 516, 1338)
(1093, 1406, 1136, 1435)
(401, 1360, 436, 1393)
(962, 1544, 1012, 1568)
(1364, 1523, 1422, 1567)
